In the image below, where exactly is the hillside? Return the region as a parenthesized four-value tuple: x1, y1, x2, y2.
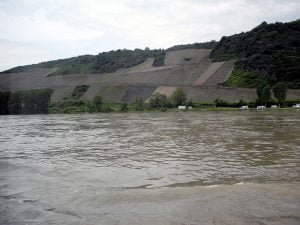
(1, 20, 300, 114)
(2, 49, 165, 75)
(2, 20, 299, 89)
(210, 20, 300, 88)
(1, 41, 217, 76)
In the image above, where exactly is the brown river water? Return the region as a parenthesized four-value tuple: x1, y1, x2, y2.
(0, 111, 299, 225)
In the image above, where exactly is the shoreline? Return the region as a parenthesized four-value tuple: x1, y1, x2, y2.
(0, 106, 299, 115)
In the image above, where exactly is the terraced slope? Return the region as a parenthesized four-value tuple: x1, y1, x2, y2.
(203, 60, 236, 86)
(1, 49, 299, 103)
(193, 62, 224, 85)
(164, 49, 211, 66)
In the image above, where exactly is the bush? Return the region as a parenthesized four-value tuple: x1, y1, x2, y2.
(101, 104, 112, 113)
(93, 95, 103, 111)
(72, 85, 89, 99)
(170, 88, 187, 106)
(120, 102, 128, 112)
(134, 97, 144, 111)
(215, 99, 228, 107)
(272, 82, 288, 105)
(149, 93, 168, 108)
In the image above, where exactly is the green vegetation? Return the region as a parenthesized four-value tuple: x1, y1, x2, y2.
(0, 89, 52, 114)
(101, 104, 112, 113)
(149, 92, 168, 109)
(0, 91, 11, 114)
(256, 83, 271, 105)
(93, 95, 103, 111)
(211, 20, 300, 88)
(214, 99, 250, 108)
(120, 102, 128, 112)
(72, 85, 89, 99)
(49, 100, 88, 113)
(3, 20, 298, 90)
(170, 88, 187, 106)
(1, 40, 218, 76)
(272, 82, 288, 106)
(134, 97, 144, 111)
(47, 97, 300, 114)
(152, 51, 166, 67)
(261, 85, 272, 105)
(224, 66, 269, 88)
(167, 41, 217, 51)
(3, 49, 166, 76)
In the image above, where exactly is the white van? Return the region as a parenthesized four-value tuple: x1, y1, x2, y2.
(257, 106, 266, 110)
(239, 106, 249, 110)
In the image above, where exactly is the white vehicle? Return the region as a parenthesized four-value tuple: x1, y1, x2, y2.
(239, 106, 249, 110)
(271, 105, 278, 109)
(178, 106, 186, 110)
(294, 104, 300, 109)
(257, 105, 266, 110)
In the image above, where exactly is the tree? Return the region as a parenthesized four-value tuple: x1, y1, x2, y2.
(261, 85, 271, 106)
(134, 97, 144, 111)
(0, 91, 11, 114)
(86, 101, 97, 113)
(149, 93, 168, 108)
(120, 102, 128, 112)
(101, 104, 112, 113)
(272, 82, 288, 106)
(170, 88, 186, 106)
(186, 98, 194, 107)
(256, 83, 266, 101)
(93, 95, 103, 111)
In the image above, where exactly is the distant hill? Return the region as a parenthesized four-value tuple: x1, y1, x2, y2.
(210, 20, 300, 88)
(2, 41, 217, 76)
(2, 49, 165, 75)
(1, 20, 299, 88)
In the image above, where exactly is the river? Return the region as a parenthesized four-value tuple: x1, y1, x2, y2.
(0, 111, 299, 224)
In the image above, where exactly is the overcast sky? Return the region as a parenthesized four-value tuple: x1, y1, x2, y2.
(0, 0, 299, 71)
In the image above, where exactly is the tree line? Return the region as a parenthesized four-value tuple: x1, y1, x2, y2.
(256, 82, 288, 106)
(0, 89, 53, 115)
(0, 84, 290, 115)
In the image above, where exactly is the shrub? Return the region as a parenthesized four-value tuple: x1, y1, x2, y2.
(149, 93, 168, 108)
(72, 85, 89, 99)
(93, 95, 103, 111)
(120, 102, 128, 112)
(272, 82, 288, 106)
(134, 97, 144, 111)
(170, 88, 187, 106)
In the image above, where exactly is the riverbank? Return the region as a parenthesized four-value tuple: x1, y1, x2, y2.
(48, 99, 300, 114)
(48, 104, 300, 114)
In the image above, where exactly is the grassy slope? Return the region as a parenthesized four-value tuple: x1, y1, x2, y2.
(210, 20, 300, 88)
